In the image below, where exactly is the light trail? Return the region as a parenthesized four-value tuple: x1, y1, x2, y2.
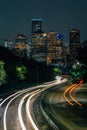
(70, 81, 83, 106)
(25, 79, 66, 130)
(18, 98, 27, 130)
(1, 79, 67, 130)
(0, 90, 22, 107)
(63, 80, 83, 106)
(18, 89, 40, 130)
(26, 89, 45, 130)
(1, 85, 46, 130)
(0, 85, 45, 107)
(63, 84, 76, 106)
(3, 92, 24, 130)
(3, 88, 34, 130)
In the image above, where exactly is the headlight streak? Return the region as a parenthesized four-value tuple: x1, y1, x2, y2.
(0, 85, 45, 107)
(3, 88, 40, 130)
(1, 79, 67, 130)
(3, 89, 29, 130)
(2, 85, 46, 130)
(26, 89, 45, 130)
(0, 90, 23, 107)
(25, 80, 66, 130)
(18, 89, 41, 130)
(18, 98, 27, 130)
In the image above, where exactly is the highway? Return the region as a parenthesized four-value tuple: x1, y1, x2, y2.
(0, 77, 66, 130)
(0, 77, 87, 130)
(39, 80, 87, 130)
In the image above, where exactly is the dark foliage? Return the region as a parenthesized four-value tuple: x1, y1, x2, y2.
(0, 46, 53, 93)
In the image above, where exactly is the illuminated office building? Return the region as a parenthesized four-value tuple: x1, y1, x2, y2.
(46, 31, 57, 64)
(4, 38, 14, 49)
(31, 19, 42, 34)
(15, 34, 28, 50)
(15, 34, 30, 58)
(31, 19, 47, 62)
(32, 32, 47, 62)
(69, 29, 80, 63)
(46, 31, 64, 66)
(31, 19, 64, 65)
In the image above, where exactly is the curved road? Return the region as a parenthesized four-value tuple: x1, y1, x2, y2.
(0, 78, 86, 130)
(40, 82, 87, 130)
(0, 85, 45, 130)
(0, 78, 66, 130)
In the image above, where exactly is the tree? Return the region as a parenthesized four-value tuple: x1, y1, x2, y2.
(0, 61, 7, 86)
(16, 65, 27, 81)
(53, 67, 62, 77)
(70, 62, 87, 83)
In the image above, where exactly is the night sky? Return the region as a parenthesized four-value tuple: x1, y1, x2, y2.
(0, 0, 87, 44)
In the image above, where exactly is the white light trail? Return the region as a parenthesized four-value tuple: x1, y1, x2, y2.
(0, 85, 45, 107)
(1, 79, 67, 130)
(18, 99, 27, 130)
(1, 85, 45, 130)
(18, 90, 40, 130)
(3, 88, 33, 130)
(26, 89, 45, 130)
(0, 91, 21, 107)
(4, 93, 23, 130)
(0, 88, 32, 107)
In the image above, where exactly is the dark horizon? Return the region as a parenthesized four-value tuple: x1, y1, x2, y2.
(0, 0, 87, 44)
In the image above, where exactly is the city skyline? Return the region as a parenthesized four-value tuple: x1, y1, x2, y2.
(0, 0, 87, 44)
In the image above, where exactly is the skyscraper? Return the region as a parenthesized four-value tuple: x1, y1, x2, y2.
(46, 31, 57, 64)
(46, 31, 64, 66)
(69, 29, 80, 64)
(15, 34, 29, 58)
(31, 19, 46, 62)
(31, 19, 42, 35)
(32, 32, 47, 62)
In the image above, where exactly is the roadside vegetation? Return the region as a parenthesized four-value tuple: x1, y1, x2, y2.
(0, 46, 53, 94)
(0, 45, 87, 94)
(70, 61, 87, 83)
(0, 61, 7, 86)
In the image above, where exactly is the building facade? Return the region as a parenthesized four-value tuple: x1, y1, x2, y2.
(46, 31, 64, 66)
(31, 19, 64, 66)
(15, 34, 30, 58)
(31, 19, 47, 62)
(69, 29, 80, 64)
(31, 19, 42, 35)
(4, 38, 14, 49)
(32, 32, 47, 62)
